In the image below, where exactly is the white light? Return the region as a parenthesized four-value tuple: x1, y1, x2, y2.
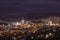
(16, 22, 19, 25)
(37, 36, 40, 38)
(31, 36, 34, 39)
(45, 34, 49, 38)
(53, 29, 56, 32)
(21, 20, 25, 24)
(49, 33, 52, 36)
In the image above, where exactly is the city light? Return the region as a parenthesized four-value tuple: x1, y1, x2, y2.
(0, 16, 60, 40)
(45, 34, 49, 38)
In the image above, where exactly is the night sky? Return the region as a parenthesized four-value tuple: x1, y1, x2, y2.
(0, 0, 60, 17)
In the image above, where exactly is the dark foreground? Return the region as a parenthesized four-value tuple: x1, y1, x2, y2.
(0, 26, 60, 40)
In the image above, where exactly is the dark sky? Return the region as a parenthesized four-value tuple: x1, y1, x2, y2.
(0, 0, 60, 17)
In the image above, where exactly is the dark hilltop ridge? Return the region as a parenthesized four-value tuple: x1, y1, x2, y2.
(24, 12, 60, 19)
(0, 15, 60, 21)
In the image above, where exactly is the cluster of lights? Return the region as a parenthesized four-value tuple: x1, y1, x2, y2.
(0, 16, 60, 38)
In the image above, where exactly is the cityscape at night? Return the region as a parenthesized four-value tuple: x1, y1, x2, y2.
(0, 16, 60, 40)
(0, 0, 60, 40)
